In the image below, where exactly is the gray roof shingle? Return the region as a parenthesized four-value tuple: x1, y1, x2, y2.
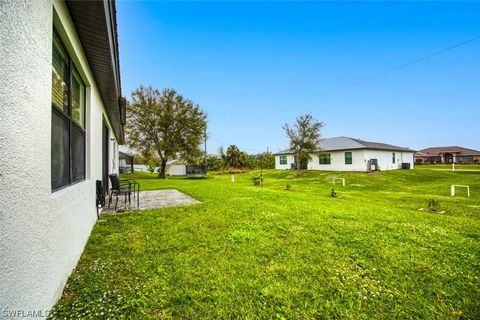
(276, 136, 414, 154)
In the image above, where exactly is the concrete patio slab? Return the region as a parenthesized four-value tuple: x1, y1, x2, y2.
(102, 189, 200, 214)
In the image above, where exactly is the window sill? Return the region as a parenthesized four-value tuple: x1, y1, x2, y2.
(51, 179, 88, 198)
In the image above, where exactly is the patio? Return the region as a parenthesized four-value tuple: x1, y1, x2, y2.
(102, 189, 200, 213)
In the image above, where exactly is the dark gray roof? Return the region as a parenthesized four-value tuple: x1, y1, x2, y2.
(66, 0, 125, 144)
(275, 136, 414, 154)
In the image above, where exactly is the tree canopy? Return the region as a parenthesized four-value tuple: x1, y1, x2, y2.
(283, 114, 324, 169)
(206, 145, 274, 171)
(126, 86, 207, 178)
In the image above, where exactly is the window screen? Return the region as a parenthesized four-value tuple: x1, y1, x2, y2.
(319, 153, 331, 165)
(52, 34, 69, 114)
(345, 152, 352, 165)
(51, 31, 86, 191)
(71, 67, 85, 128)
(51, 111, 70, 189)
(71, 124, 86, 182)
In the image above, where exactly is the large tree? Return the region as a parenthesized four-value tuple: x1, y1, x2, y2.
(283, 114, 324, 170)
(126, 86, 207, 178)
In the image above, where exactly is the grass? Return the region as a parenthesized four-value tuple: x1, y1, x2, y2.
(50, 169, 480, 319)
(418, 164, 480, 170)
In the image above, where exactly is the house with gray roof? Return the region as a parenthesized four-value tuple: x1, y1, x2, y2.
(275, 137, 415, 171)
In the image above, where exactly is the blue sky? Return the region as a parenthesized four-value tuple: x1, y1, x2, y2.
(117, 1, 480, 154)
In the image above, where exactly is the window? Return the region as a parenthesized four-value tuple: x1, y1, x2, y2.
(319, 153, 331, 165)
(51, 31, 86, 191)
(279, 155, 287, 165)
(345, 152, 352, 164)
(392, 152, 396, 164)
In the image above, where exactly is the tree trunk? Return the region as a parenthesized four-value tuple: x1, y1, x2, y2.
(158, 159, 167, 179)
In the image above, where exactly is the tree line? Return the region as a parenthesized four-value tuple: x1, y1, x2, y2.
(207, 145, 275, 171)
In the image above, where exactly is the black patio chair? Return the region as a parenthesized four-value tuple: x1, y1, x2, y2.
(108, 174, 140, 211)
(120, 175, 140, 209)
(108, 174, 132, 211)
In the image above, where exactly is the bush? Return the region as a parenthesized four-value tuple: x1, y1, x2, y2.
(251, 174, 263, 186)
(427, 199, 440, 212)
(146, 160, 157, 173)
(207, 155, 225, 171)
(330, 188, 337, 198)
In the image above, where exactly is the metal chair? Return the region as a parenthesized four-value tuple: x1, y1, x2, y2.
(108, 174, 132, 211)
(121, 175, 140, 209)
(108, 174, 140, 211)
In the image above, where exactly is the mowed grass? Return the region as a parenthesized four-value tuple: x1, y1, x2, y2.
(51, 168, 480, 319)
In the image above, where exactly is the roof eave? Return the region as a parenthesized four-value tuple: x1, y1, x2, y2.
(66, 0, 125, 144)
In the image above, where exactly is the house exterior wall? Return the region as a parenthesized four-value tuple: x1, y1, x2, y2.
(275, 150, 414, 171)
(0, 0, 119, 314)
(275, 154, 296, 169)
(363, 150, 414, 171)
(307, 150, 367, 171)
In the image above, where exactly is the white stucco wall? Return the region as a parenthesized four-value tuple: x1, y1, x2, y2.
(0, 0, 119, 315)
(276, 149, 414, 172)
(363, 150, 415, 171)
(308, 150, 367, 171)
(275, 154, 296, 169)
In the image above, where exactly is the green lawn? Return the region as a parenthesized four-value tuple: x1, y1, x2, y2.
(418, 164, 480, 171)
(51, 169, 480, 319)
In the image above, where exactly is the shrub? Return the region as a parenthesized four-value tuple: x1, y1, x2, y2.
(251, 174, 263, 186)
(330, 188, 337, 198)
(207, 155, 225, 171)
(146, 160, 157, 173)
(427, 199, 440, 212)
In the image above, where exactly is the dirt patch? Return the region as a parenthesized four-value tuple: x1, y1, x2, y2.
(418, 208, 445, 214)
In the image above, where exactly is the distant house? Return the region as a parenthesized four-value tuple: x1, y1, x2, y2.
(275, 137, 415, 171)
(414, 146, 480, 164)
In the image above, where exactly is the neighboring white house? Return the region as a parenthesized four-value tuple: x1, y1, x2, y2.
(0, 0, 125, 314)
(275, 137, 415, 171)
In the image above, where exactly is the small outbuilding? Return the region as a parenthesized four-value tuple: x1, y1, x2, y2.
(275, 136, 415, 171)
(166, 160, 187, 176)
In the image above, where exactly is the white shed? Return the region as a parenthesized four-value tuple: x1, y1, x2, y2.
(169, 164, 187, 176)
